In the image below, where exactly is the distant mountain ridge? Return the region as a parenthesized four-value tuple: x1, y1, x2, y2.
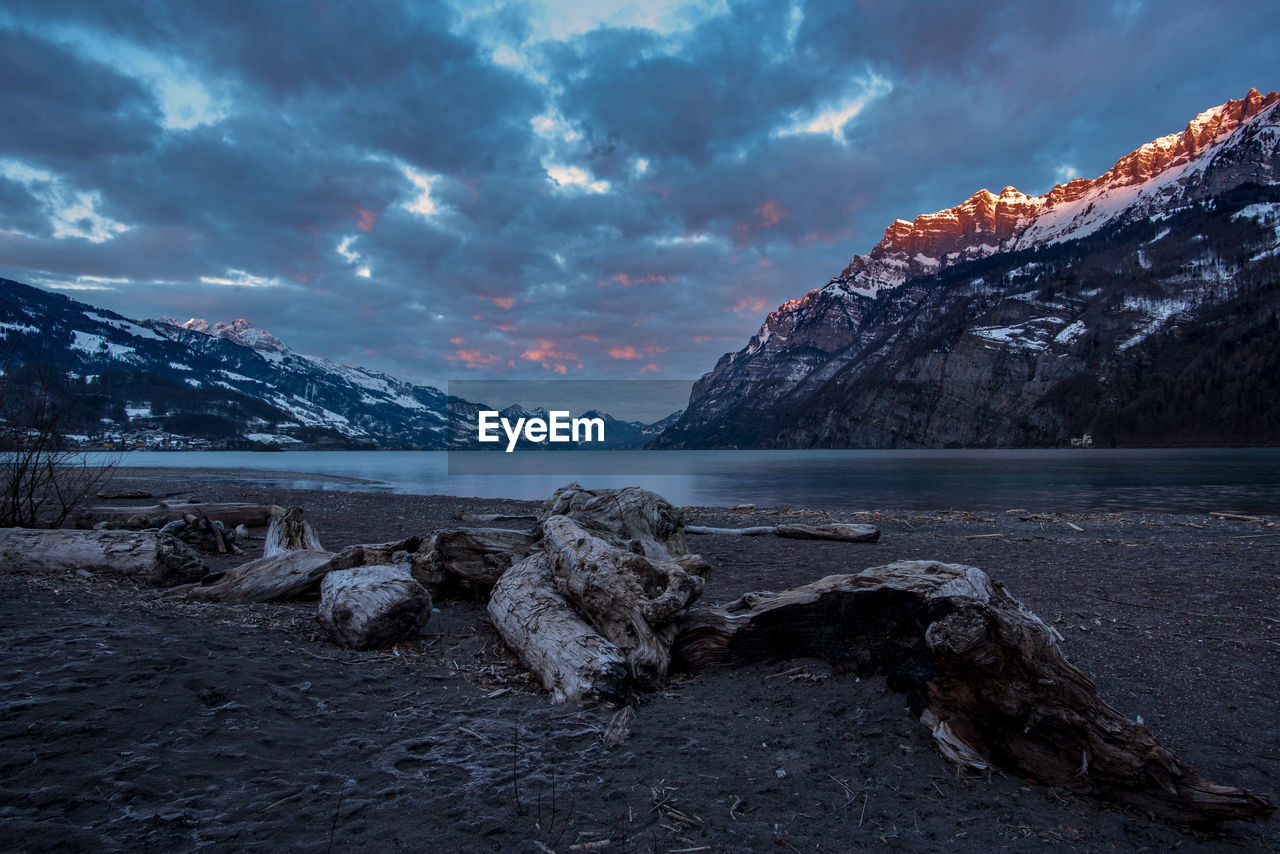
(656, 89, 1280, 449)
(0, 279, 452, 447)
(0, 279, 674, 449)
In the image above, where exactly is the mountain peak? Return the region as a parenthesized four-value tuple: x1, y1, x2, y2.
(156, 315, 290, 354)
(829, 89, 1280, 296)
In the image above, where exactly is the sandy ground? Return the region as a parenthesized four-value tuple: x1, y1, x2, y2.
(1, 469, 1278, 852)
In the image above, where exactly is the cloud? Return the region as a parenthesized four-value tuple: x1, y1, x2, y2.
(0, 0, 1277, 390)
(199, 269, 280, 288)
(546, 164, 610, 194)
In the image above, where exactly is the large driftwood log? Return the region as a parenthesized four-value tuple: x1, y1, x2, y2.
(773, 523, 879, 542)
(541, 483, 690, 559)
(174, 550, 334, 603)
(673, 561, 1275, 825)
(488, 553, 628, 704)
(264, 506, 323, 556)
(317, 559, 432, 650)
(173, 536, 426, 604)
(76, 501, 275, 529)
(684, 525, 775, 536)
(542, 513, 710, 688)
(420, 527, 536, 588)
(482, 485, 710, 697)
(0, 528, 206, 586)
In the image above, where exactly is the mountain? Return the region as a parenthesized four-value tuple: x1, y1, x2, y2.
(0, 278, 450, 448)
(0, 279, 678, 450)
(656, 89, 1280, 449)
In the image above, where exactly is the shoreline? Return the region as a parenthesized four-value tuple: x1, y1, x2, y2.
(1, 472, 1277, 851)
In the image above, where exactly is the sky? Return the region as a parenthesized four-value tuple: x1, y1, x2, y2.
(1, 0, 1277, 388)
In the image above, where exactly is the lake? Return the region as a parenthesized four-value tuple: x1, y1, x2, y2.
(92, 448, 1280, 513)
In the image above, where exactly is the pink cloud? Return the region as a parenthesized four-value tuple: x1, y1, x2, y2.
(608, 345, 641, 360)
(520, 339, 577, 373)
(734, 296, 769, 315)
(611, 272, 674, 287)
(448, 348, 499, 367)
(355, 205, 378, 232)
(495, 324, 517, 332)
(734, 199, 788, 247)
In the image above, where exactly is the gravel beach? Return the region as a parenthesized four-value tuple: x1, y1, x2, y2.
(1, 468, 1277, 852)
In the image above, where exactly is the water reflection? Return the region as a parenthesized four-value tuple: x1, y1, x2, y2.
(95, 448, 1280, 513)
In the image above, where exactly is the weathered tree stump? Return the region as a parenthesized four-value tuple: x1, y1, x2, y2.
(317, 558, 432, 650)
(673, 560, 1275, 824)
(488, 552, 628, 704)
(0, 528, 206, 587)
(264, 506, 322, 557)
(420, 527, 536, 589)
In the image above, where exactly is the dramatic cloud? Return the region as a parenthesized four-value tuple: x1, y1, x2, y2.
(1, 0, 1277, 387)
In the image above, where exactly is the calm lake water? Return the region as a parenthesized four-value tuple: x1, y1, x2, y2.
(93, 448, 1280, 513)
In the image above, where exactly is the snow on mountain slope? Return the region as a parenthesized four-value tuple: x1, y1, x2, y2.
(824, 88, 1279, 299)
(0, 279, 450, 447)
(739, 89, 1280, 362)
(659, 89, 1280, 450)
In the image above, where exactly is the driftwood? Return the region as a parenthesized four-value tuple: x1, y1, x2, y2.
(77, 501, 274, 529)
(774, 523, 879, 542)
(602, 705, 637, 748)
(158, 513, 244, 555)
(420, 527, 536, 588)
(174, 536, 426, 604)
(685, 525, 775, 536)
(488, 553, 627, 704)
(482, 484, 711, 697)
(264, 506, 323, 556)
(317, 559, 432, 650)
(0, 528, 207, 587)
(174, 550, 334, 603)
(452, 512, 538, 523)
(541, 483, 690, 559)
(673, 561, 1275, 824)
(686, 523, 880, 542)
(542, 513, 710, 688)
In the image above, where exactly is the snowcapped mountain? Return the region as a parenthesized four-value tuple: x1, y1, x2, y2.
(825, 88, 1279, 300)
(656, 89, 1280, 449)
(0, 278, 450, 448)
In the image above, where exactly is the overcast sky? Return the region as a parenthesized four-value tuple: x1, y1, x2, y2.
(1, 0, 1276, 387)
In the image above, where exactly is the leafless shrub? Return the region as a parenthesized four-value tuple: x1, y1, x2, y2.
(0, 354, 118, 528)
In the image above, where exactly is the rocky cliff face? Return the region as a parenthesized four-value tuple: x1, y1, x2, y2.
(657, 91, 1280, 449)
